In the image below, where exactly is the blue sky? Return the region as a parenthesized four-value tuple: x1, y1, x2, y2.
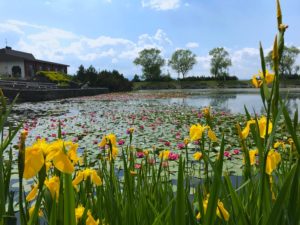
(0, 0, 299, 80)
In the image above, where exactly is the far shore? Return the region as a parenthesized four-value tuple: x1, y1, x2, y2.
(133, 79, 300, 91)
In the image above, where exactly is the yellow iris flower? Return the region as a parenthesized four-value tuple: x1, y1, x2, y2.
(202, 106, 211, 117)
(258, 116, 273, 138)
(208, 129, 218, 142)
(86, 211, 99, 225)
(159, 150, 170, 160)
(193, 152, 203, 161)
(189, 124, 208, 141)
(44, 176, 60, 201)
(26, 184, 38, 202)
(184, 138, 189, 146)
(274, 141, 286, 150)
(196, 197, 229, 221)
(241, 116, 272, 139)
(252, 70, 274, 88)
(75, 205, 85, 221)
(241, 119, 256, 139)
(266, 150, 281, 175)
(29, 205, 43, 219)
(249, 149, 258, 165)
(23, 145, 44, 179)
(46, 140, 78, 174)
(72, 168, 102, 189)
(98, 133, 117, 147)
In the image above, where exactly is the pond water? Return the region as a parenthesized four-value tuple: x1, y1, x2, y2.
(4, 88, 300, 214)
(139, 88, 300, 116)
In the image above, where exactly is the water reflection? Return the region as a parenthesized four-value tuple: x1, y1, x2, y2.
(152, 89, 300, 117)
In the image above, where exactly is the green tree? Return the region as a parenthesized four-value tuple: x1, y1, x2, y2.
(209, 47, 232, 80)
(132, 74, 141, 82)
(168, 49, 197, 79)
(76, 65, 86, 82)
(134, 48, 165, 81)
(265, 45, 300, 76)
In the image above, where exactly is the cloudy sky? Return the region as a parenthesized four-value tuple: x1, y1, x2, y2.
(0, 0, 299, 80)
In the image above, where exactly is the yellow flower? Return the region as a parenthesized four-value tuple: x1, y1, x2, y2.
(193, 152, 203, 161)
(184, 138, 189, 146)
(128, 127, 135, 134)
(216, 200, 230, 221)
(44, 176, 60, 201)
(258, 116, 272, 138)
(86, 211, 99, 225)
(274, 141, 286, 150)
(266, 150, 281, 175)
(99, 133, 117, 148)
(208, 129, 218, 142)
(196, 196, 229, 221)
(75, 205, 85, 221)
(26, 184, 38, 202)
(159, 150, 170, 160)
(23, 145, 44, 179)
(72, 169, 102, 188)
(202, 107, 211, 117)
(245, 149, 258, 165)
(29, 205, 43, 219)
(46, 140, 77, 174)
(241, 117, 272, 139)
(189, 124, 208, 141)
(143, 150, 149, 156)
(252, 70, 274, 88)
(241, 119, 255, 139)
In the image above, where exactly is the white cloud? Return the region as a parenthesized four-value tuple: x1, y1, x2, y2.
(186, 42, 199, 48)
(0, 19, 173, 75)
(141, 0, 180, 11)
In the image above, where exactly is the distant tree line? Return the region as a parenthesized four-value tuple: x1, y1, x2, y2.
(133, 45, 300, 82)
(74, 65, 132, 92)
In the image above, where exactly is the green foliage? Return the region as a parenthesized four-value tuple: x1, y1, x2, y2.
(132, 74, 141, 82)
(74, 66, 132, 91)
(168, 49, 197, 79)
(265, 45, 300, 76)
(134, 48, 165, 81)
(209, 47, 232, 79)
(35, 71, 72, 84)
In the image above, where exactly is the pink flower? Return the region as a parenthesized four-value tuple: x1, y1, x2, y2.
(134, 164, 142, 169)
(177, 143, 185, 149)
(136, 152, 145, 158)
(61, 131, 67, 136)
(35, 135, 41, 140)
(148, 158, 156, 165)
(233, 149, 240, 155)
(224, 151, 231, 158)
(139, 125, 144, 130)
(193, 140, 199, 145)
(168, 152, 179, 161)
(164, 141, 171, 147)
(51, 133, 57, 138)
(118, 139, 125, 145)
(162, 161, 169, 168)
(72, 137, 78, 142)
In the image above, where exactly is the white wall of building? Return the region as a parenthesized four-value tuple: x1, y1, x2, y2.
(0, 60, 25, 78)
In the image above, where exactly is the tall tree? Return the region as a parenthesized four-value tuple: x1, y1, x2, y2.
(168, 49, 197, 79)
(209, 47, 232, 80)
(86, 65, 98, 86)
(76, 65, 86, 82)
(134, 48, 165, 81)
(265, 45, 300, 76)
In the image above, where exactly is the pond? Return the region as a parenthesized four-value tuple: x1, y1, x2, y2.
(4, 88, 300, 211)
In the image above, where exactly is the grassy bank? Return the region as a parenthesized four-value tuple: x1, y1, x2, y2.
(133, 79, 300, 90)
